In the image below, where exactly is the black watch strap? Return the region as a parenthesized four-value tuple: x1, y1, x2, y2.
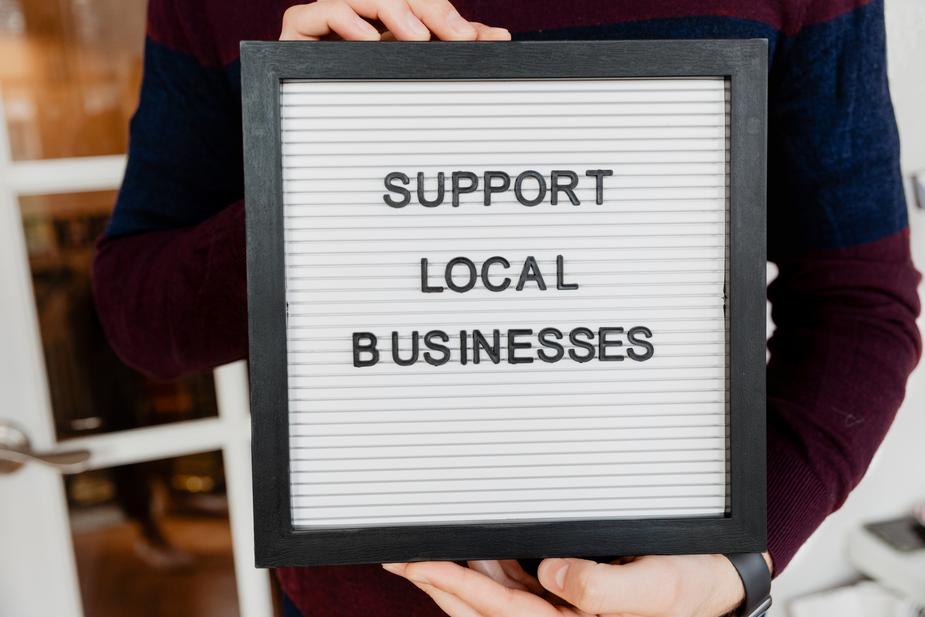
(724, 553, 772, 617)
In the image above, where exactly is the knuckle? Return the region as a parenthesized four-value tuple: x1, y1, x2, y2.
(379, 0, 410, 20)
(414, 0, 450, 15)
(282, 4, 301, 24)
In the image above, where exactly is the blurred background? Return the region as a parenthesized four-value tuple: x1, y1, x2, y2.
(0, 2, 271, 615)
(0, 1, 922, 616)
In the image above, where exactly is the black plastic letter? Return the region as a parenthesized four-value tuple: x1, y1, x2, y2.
(383, 172, 411, 208)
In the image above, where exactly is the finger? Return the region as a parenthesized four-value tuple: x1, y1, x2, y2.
(470, 21, 512, 41)
(497, 560, 546, 595)
(280, 1, 380, 41)
(407, 0, 478, 40)
(538, 557, 674, 615)
(388, 561, 562, 617)
(385, 563, 486, 617)
(467, 560, 539, 593)
(336, 0, 432, 41)
(410, 580, 488, 617)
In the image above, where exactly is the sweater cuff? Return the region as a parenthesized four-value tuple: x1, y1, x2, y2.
(765, 397, 838, 574)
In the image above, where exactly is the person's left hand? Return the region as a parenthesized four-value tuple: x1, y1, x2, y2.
(384, 553, 768, 617)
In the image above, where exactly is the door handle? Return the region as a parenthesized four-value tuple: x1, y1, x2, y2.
(0, 421, 90, 475)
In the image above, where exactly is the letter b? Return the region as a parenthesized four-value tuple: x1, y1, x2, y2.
(352, 332, 379, 367)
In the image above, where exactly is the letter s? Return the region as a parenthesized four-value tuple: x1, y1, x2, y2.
(384, 172, 411, 208)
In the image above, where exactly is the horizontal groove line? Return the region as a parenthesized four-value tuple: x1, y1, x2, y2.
(281, 124, 726, 133)
(288, 335, 725, 343)
(290, 457, 726, 474)
(289, 401, 724, 415)
(285, 198, 726, 206)
(286, 365, 724, 378)
(280, 86, 723, 93)
(282, 136, 725, 144)
(288, 333, 725, 342)
(281, 111, 726, 120)
(284, 211, 727, 220)
(286, 282, 721, 291)
(291, 424, 724, 437)
(289, 434, 726, 448)
(283, 186, 727, 194)
(290, 459, 724, 475)
(296, 483, 726, 498)
(289, 398, 725, 418)
(292, 449, 725, 464)
(288, 346, 727, 356)
(287, 303, 719, 317)
(282, 171, 725, 179)
(285, 355, 725, 365)
(288, 291, 719, 302)
(291, 506, 724, 522)
(285, 246, 724, 256)
(283, 212, 726, 223)
(282, 149, 724, 157)
(284, 233, 725, 243)
(285, 268, 724, 279)
(288, 285, 720, 294)
(288, 327, 725, 335)
(290, 493, 724, 510)
(281, 160, 726, 169)
(290, 469, 724, 484)
(279, 99, 724, 107)
(289, 376, 726, 390)
(289, 413, 725, 426)
(290, 390, 728, 404)
(287, 258, 727, 268)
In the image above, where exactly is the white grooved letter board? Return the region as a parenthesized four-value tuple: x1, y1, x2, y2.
(282, 78, 731, 529)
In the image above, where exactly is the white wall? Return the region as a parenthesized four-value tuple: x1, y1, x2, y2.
(769, 0, 925, 612)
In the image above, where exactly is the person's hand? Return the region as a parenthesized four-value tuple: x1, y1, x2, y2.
(384, 553, 773, 617)
(280, 0, 511, 42)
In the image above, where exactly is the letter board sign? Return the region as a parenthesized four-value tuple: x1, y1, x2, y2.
(242, 40, 767, 566)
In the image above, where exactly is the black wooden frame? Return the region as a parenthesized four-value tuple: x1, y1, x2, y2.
(242, 40, 767, 567)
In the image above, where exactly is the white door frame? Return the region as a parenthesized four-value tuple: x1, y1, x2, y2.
(0, 92, 272, 617)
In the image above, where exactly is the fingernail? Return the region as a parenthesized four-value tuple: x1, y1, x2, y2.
(405, 12, 428, 37)
(382, 563, 403, 575)
(447, 9, 475, 36)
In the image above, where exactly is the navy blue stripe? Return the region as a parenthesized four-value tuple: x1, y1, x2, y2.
(109, 3, 906, 255)
(767, 0, 906, 254)
(108, 38, 243, 237)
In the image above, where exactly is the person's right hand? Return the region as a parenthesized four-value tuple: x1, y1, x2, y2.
(280, 0, 511, 42)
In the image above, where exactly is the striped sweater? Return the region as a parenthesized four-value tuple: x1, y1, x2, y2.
(92, 1, 921, 615)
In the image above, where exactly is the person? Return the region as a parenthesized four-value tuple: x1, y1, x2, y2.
(92, 0, 921, 615)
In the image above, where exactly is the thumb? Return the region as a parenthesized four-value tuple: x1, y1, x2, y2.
(538, 557, 669, 615)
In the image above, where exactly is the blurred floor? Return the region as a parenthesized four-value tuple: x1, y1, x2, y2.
(72, 513, 240, 617)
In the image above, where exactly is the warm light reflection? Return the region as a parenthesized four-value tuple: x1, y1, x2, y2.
(0, 0, 145, 160)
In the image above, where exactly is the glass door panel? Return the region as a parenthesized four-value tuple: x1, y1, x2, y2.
(0, 0, 145, 160)
(69, 451, 241, 617)
(20, 190, 221, 442)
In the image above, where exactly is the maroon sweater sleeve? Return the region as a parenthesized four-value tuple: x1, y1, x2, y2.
(92, 201, 248, 380)
(765, 231, 921, 571)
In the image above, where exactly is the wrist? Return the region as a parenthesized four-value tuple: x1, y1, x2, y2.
(724, 552, 772, 616)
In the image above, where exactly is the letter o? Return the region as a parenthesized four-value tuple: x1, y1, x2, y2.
(445, 257, 477, 293)
(514, 171, 547, 207)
